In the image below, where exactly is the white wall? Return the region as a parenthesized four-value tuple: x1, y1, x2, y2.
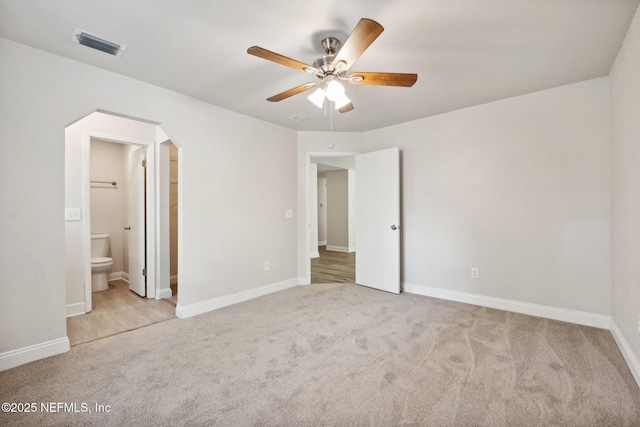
(364, 78, 612, 315)
(90, 139, 126, 274)
(0, 39, 297, 363)
(610, 5, 640, 377)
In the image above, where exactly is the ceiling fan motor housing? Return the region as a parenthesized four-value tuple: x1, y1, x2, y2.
(313, 37, 342, 75)
(321, 37, 340, 54)
(313, 55, 337, 74)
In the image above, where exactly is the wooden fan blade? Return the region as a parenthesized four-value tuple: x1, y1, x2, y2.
(267, 82, 318, 102)
(332, 19, 384, 71)
(338, 102, 354, 113)
(347, 72, 418, 87)
(248, 46, 320, 74)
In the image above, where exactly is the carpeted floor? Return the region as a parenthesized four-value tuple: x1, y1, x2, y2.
(1, 283, 639, 426)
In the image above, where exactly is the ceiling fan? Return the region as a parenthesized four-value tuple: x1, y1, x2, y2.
(247, 18, 418, 113)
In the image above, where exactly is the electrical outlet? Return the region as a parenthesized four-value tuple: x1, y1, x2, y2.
(264, 262, 270, 272)
(471, 268, 479, 279)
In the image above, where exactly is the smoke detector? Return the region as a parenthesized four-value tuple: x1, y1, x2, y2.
(72, 29, 127, 57)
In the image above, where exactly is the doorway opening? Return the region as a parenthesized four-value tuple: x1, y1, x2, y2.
(304, 148, 401, 293)
(88, 139, 148, 296)
(160, 141, 179, 304)
(307, 154, 357, 284)
(311, 246, 355, 284)
(64, 111, 182, 344)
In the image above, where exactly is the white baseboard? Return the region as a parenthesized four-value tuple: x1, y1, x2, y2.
(610, 320, 640, 388)
(403, 283, 611, 329)
(170, 275, 178, 285)
(176, 278, 299, 319)
(298, 277, 310, 285)
(325, 245, 354, 253)
(66, 302, 85, 318)
(156, 287, 173, 300)
(318, 241, 327, 246)
(107, 271, 126, 281)
(122, 272, 130, 282)
(310, 251, 320, 259)
(0, 337, 70, 372)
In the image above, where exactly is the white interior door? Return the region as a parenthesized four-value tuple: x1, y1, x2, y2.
(128, 147, 146, 297)
(355, 147, 400, 294)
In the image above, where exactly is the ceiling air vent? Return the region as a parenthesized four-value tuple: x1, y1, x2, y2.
(72, 29, 127, 57)
(290, 114, 311, 123)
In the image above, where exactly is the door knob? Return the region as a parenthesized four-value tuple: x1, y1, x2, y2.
(124, 226, 131, 230)
(391, 225, 398, 230)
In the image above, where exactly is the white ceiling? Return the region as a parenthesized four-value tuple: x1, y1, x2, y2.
(1, 0, 637, 132)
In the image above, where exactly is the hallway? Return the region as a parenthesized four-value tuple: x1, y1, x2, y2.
(311, 246, 355, 284)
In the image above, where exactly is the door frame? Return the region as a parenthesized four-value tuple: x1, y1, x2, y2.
(81, 131, 157, 311)
(157, 140, 180, 300)
(303, 151, 360, 285)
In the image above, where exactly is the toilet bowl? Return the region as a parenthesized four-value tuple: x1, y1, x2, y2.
(91, 257, 114, 292)
(91, 234, 113, 292)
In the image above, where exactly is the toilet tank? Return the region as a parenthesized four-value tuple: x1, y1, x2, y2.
(90, 234, 111, 257)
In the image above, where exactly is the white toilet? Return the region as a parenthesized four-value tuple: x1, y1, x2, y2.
(91, 234, 113, 292)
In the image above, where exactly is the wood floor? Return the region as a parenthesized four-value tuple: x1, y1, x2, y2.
(169, 282, 178, 304)
(66, 279, 176, 346)
(311, 246, 355, 284)
(67, 252, 351, 345)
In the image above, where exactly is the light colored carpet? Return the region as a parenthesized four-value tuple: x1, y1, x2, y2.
(1, 283, 639, 426)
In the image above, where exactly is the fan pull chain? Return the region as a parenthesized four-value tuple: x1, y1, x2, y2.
(330, 101, 333, 131)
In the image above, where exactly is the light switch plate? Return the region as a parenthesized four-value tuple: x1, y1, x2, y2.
(285, 209, 293, 219)
(65, 208, 82, 221)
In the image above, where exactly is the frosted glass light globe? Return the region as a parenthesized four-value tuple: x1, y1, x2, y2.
(325, 80, 345, 101)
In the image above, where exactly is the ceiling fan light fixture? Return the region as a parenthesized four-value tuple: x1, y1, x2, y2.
(248, 18, 417, 114)
(325, 80, 345, 101)
(307, 88, 326, 108)
(333, 93, 351, 109)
